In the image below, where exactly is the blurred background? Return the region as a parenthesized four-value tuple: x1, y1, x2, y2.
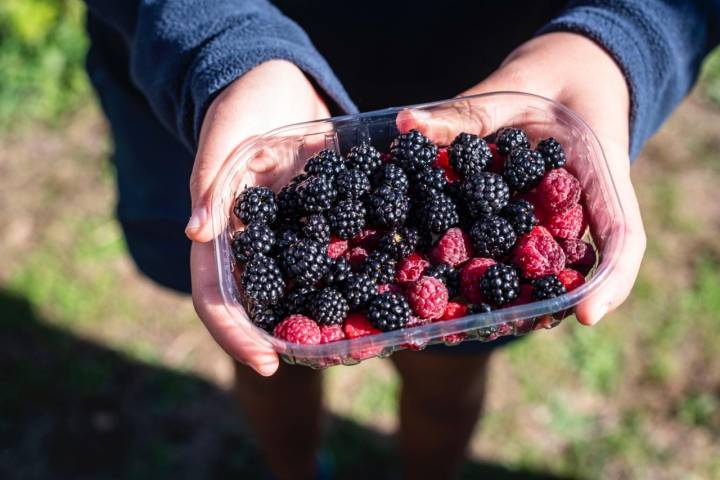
(1, 1, 720, 479)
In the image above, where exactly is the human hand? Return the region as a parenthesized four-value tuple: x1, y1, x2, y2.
(185, 60, 330, 376)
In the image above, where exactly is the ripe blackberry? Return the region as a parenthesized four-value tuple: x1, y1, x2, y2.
(532, 274, 567, 300)
(495, 127, 530, 155)
(479, 263, 520, 305)
(231, 222, 276, 263)
(328, 199, 366, 239)
(281, 286, 316, 316)
(460, 172, 510, 218)
(468, 303, 493, 314)
(503, 147, 546, 193)
(309, 287, 349, 325)
(335, 169, 371, 199)
(411, 166, 448, 197)
(346, 142, 382, 175)
(241, 254, 285, 306)
(368, 292, 412, 331)
(426, 263, 461, 298)
(390, 129, 438, 172)
(416, 193, 459, 233)
(251, 307, 282, 332)
(362, 250, 397, 284)
(304, 149, 346, 177)
(366, 185, 410, 228)
(275, 221, 302, 252)
(341, 273, 377, 309)
(297, 175, 337, 213)
(377, 227, 419, 260)
(536, 137, 566, 170)
(501, 199, 539, 236)
(234, 186, 277, 225)
(372, 163, 409, 193)
(448, 132, 492, 177)
(281, 239, 332, 287)
(469, 215, 517, 259)
(276, 174, 306, 220)
(302, 214, 330, 244)
(324, 258, 352, 286)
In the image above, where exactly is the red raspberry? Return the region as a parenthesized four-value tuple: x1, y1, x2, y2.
(543, 203, 585, 239)
(380, 152, 393, 163)
(351, 228, 380, 248)
(507, 284, 533, 307)
(559, 238, 596, 275)
(514, 231, 566, 279)
(440, 301, 469, 321)
(327, 237, 349, 259)
(344, 246, 369, 270)
(396, 252, 430, 283)
(536, 168, 581, 214)
(320, 324, 346, 343)
(431, 228, 474, 267)
(406, 276, 449, 320)
(526, 225, 553, 239)
(558, 268, 586, 291)
(377, 283, 403, 294)
(460, 257, 496, 303)
(435, 147, 461, 182)
(488, 143, 505, 173)
(273, 315, 321, 344)
(343, 312, 381, 339)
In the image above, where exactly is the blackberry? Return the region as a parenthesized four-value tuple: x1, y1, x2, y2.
(310, 287, 349, 325)
(234, 186, 277, 225)
(276, 174, 306, 220)
(448, 132, 492, 177)
(361, 250, 397, 284)
(503, 147, 546, 193)
(297, 175, 337, 213)
(250, 307, 282, 332)
(324, 258, 353, 286)
(372, 163, 409, 193)
(281, 286, 316, 316)
(335, 169, 371, 199)
(468, 303, 493, 314)
(377, 227, 419, 260)
(501, 199, 538, 236)
(495, 127, 530, 155)
(346, 142, 382, 175)
(302, 214, 330, 244)
(536, 137, 566, 170)
(305, 149, 346, 177)
(411, 166, 448, 198)
(341, 273, 377, 309)
(426, 263, 461, 298)
(241, 254, 285, 306)
(231, 222, 276, 263)
(390, 129, 438, 172)
(469, 215, 517, 259)
(479, 263, 520, 305)
(416, 193, 459, 233)
(460, 172, 510, 218)
(532, 274, 567, 301)
(368, 292, 412, 331)
(275, 221, 302, 251)
(366, 185, 410, 228)
(327, 199, 366, 239)
(281, 239, 332, 286)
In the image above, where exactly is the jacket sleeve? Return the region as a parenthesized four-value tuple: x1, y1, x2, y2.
(538, 0, 720, 159)
(84, 0, 357, 152)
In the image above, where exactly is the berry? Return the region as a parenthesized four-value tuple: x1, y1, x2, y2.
(479, 263, 520, 305)
(344, 246, 369, 270)
(469, 215, 517, 259)
(468, 303, 493, 314)
(232, 222, 275, 263)
(328, 199, 366, 239)
(373, 163, 410, 193)
(435, 147, 462, 182)
(390, 129, 438, 172)
(305, 149, 346, 177)
(302, 214, 330, 244)
(396, 253, 430, 283)
(343, 312, 381, 339)
(341, 273, 377, 309)
(241, 254, 285, 306)
(501, 199, 539, 236)
(415, 193, 459, 233)
(276, 175, 305, 220)
(536, 137, 566, 170)
(327, 237, 349, 259)
(351, 228, 380, 249)
(346, 142, 382, 175)
(366, 185, 410, 228)
(275, 221, 302, 251)
(377, 283, 403, 294)
(320, 324, 346, 343)
(378, 227, 419, 260)
(558, 268, 586, 291)
(431, 227, 473, 267)
(507, 284, 533, 307)
(362, 250, 397, 284)
(460, 172, 510, 218)
(411, 166, 449, 197)
(460, 257, 496, 303)
(406, 276, 449, 320)
(281, 239, 332, 286)
(368, 292, 412, 331)
(558, 239, 596, 275)
(531, 274, 567, 301)
(543, 203, 585, 239)
(310, 287, 349, 325)
(441, 301, 469, 321)
(514, 231, 566, 279)
(281, 286, 316, 316)
(273, 315, 321, 344)
(235, 186, 277, 225)
(426, 262, 461, 298)
(335, 168, 371, 199)
(324, 258, 353, 286)
(448, 132, 492, 177)
(297, 175, 337, 213)
(495, 127, 530, 155)
(503, 147, 546, 193)
(487, 143, 504, 172)
(250, 307, 282, 332)
(536, 168, 581, 214)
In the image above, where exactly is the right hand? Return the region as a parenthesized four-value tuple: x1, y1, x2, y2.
(185, 60, 330, 376)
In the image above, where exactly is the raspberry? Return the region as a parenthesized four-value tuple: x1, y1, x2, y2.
(479, 263, 520, 305)
(320, 324, 346, 343)
(469, 215, 517, 259)
(558, 268, 586, 291)
(495, 127, 530, 155)
(390, 129, 438, 173)
(366, 185, 410, 228)
(368, 292, 412, 331)
(234, 186, 278, 225)
(328, 199, 366, 239)
(309, 287, 349, 325)
(448, 132, 492, 178)
(231, 222, 275, 263)
(536, 137, 566, 170)
(503, 147, 546, 193)
(435, 147, 461, 182)
(346, 142, 382, 175)
(297, 175, 337, 214)
(378, 227, 419, 260)
(559, 238, 596, 275)
(396, 252, 430, 283)
(543, 203, 585, 239)
(507, 284, 533, 308)
(531, 274, 567, 301)
(526, 225, 553, 239)
(536, 168, 581, 214)
(273, 315, 321, 344)
(406, 276, 449, 320)
(304, 149, 346, 178)
(425, 263, 461, 298)
(415, 193, 459, 233)
(343, 312, 381, 339)
(241, 254, 285, 306)
(460, 172, 510, 218)
(377, 283, 403, 294)
(514, 231, 566, 279)
(327, 237, 349, 259)
(351, 228, 380, 249)
(302, 214, 330, 244)
(460, 257, 496, 303)
(373, 163, 410, 193)
(344, 246, 369, 270)
(440, 301, 469, 321)
(335, 168, 371, 199)
(431, 227, 473, 267)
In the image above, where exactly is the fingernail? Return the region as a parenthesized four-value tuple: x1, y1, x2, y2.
(185, 207, 207, 234)
(255, 362, 277, 377)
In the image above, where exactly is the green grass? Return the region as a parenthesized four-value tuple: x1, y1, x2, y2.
(701, 47, 720, 106)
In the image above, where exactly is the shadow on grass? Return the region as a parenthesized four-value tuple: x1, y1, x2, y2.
(0, 289, 574, 480)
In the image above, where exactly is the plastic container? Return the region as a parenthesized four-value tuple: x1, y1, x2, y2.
(211, 92, 627, 368)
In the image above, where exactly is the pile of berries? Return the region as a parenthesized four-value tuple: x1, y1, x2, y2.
(231, 127, 597, 345)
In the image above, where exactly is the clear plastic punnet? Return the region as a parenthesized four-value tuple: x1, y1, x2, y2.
(211, 92, 627, 368)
